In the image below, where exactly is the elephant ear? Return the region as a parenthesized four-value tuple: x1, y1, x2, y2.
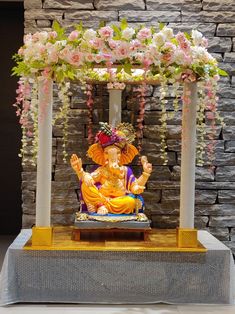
(87, 143, 105, 165)
(120, 144, 139, 165)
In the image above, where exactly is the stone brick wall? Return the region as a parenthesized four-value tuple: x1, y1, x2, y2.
(23, 0, 235, 254)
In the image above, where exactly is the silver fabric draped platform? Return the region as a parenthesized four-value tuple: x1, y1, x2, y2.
(0, 229, 234, 305)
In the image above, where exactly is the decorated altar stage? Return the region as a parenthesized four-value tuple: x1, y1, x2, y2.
(0, 229, 234, 305)
(3, 20, 234, 306)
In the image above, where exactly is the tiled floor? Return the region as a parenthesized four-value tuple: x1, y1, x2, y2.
(0, 235, 235, 314)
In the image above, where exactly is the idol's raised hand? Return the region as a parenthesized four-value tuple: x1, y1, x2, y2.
(140, 156, 152, 174)
(70, 154, 83, 173)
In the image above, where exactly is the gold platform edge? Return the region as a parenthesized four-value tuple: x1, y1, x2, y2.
(24, 227, 207, 253)
(32, 226, 53, 246)
(177, 228, 198, 248)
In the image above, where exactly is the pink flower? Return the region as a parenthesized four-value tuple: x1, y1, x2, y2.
(161, 42, 175, 64)
(181, 69, 196, 83)
(142, 55, 154, 67)
(48, 50, 58, 63)
(48, 31, 57, 39)
(206, 112, 215, 120)
(108, 39, 118, 49)
(176, 32, 190, 51)
(95, 54, 103, 63)
(102, 53, 112, 61)
(68, 30, 79, 41)
(101, 47, 111, 54)
(69, 51, 83, 65)
(137, 28, 152, 41)
(174, 49, 192, 66)
(42, 67, 51, 77)
(89, 37, 104, 49)
(85, 53, 94, 62)
(39, 45, 46, 54)
(164, 42, 176, 51)
(59, 47, 71, 60)
(162, 52, 173, 64)
(130, 39, 141, 51)
(115, 42, 130, 60)
(98, 26, 113, 39)
(18, 48, 24, 55)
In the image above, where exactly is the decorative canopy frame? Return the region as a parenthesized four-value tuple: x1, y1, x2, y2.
(12, 21, 226, 247)
(36, 80, 197, 238)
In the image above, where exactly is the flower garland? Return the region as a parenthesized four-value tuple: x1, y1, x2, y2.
(86, 83, 94, 144)
(53, 81, 70, 162)
(12, 20, 227, 165)
(196, 81, 207, 166)
(136, 83, 146, 152)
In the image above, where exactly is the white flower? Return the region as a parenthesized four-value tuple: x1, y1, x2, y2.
(161, 26, 174, 40)
(122, 27, 135, 40)
(152, 32, 166, 47)
(83, 29, 97, 41)
(192, 30, 203, 46)
(55, 40, 67, 48)
(38, 31, 49, 43)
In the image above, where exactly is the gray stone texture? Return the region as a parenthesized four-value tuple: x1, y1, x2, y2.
(217, 24, 235, 37)
(208, 37, 232, 53)
(147, 0, 202, 12)
(119, 11, 181, 23)
(94, 0, 145, 10)
(22, 0, 235, 254)
(24, 9, 64, 21)
(24, 0, 42, 9)
(182, 11, 235, 23)
(203, 0, 235, 11)
(169, 23, 216, 37)
(43, 0, 94, 10)
(64, 10, 118, 21)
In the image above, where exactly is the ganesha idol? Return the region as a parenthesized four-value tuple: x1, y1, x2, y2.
(70, 122, 152, 224)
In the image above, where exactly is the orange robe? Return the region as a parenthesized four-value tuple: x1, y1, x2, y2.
(81, 165, 137, 214)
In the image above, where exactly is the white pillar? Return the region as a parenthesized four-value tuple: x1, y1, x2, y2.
(35, 79, 53, 227)
(108, 89, 122, 127)
(179, 82, 198, 229)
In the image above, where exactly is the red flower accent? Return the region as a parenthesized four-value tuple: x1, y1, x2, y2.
(97, 131, 111, 145)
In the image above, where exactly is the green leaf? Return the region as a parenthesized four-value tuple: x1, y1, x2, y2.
(120, 18, 128, 30)
(99, 21, 106, 28)
(171, 38, 178, 46)
(66, 70, 75, 80)
(117, 65, 123, 73)
(218, 68, 228, 76)
(112, 24, 121, 39)
(74, 21, 83, 32)
(151, 26, 155, 34)
(52, 20, 65, 39)
(159, 22, 165, 31)
(123, 63, 132, 75)
(184, 32, 191, 41)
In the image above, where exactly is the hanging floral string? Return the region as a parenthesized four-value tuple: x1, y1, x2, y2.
(159, 78, 168, 165)
(205, 77, 224, 166)
(196, 81, 207, 166)
(13, 78, 32, 166)
(181, 82, 192, 157)
(53, 81, 70, 162)
(30, 79, 39, 166)
(86, 83, 94, 144)
(136, 83, 147, 153)
(172, 81, 181, 114)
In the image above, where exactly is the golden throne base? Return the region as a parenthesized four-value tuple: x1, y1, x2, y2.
(25, 226, 206, 252)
